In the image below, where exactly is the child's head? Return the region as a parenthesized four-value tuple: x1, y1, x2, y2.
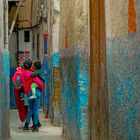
(24, 60, 32, 70)
(34, 61, 41, 70)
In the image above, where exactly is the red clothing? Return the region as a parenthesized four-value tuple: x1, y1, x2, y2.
(14, 89, 28, 122)
(12, 67, 24, 89)
(12, 67, 24, 82)
(20, 70, 44, 95)
(12, 67, 28, 122)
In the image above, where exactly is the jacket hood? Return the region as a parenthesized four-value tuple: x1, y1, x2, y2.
(16, 67, 22, 71)
(16, 67, 24, 73)
(12, 67, 24, 83)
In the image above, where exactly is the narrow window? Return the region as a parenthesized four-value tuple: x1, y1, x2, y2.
(32, 36, 35, 50)
(37, 34, 40, 58)
(24, 31, 30, 42)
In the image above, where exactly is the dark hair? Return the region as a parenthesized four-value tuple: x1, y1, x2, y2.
(24, 60, 32, 70)
(34, 61, 41, 70)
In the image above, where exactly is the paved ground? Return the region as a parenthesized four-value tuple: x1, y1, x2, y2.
(10, 110, 64, 140)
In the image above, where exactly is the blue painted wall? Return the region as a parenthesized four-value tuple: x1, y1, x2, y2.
(10, 67, 16, 109)
(46, 55, 54, 118)
(42, 56, 49, 111)
(46, 53, 61, 123)
(59, 47, 89, 140)
(107, 33, 140, 140)
(0, 51, 10, 139)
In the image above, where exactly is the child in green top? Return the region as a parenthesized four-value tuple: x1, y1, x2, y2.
(29, 61, 45, 100)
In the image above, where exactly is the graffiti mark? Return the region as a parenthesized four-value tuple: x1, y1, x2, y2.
(128, 0, 136, 33)
(65, 26, 68, 49)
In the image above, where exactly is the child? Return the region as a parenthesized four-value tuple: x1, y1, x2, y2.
(12, 66, 28, 128)
(29, 61, 45, 100)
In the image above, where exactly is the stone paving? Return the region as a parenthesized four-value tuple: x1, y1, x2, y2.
(10, 110, 64, 140)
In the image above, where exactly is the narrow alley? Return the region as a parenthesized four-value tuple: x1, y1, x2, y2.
(0, 0, 140, 140)
(10, 110, 64, 140)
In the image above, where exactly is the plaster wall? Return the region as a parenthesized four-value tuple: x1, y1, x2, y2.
(105, 0, 140, 139)
(9, 32, 17, 67)
(52, 11, 60, 54)
(0, 0, 10, 139)
(18, 0, 32, 28)
(59, 0, 89, 140)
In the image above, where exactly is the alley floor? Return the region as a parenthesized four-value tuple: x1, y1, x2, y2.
(10, 110, 64, 140)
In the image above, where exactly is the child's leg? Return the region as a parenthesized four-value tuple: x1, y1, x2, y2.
(29, 83, 38, 100)
(31, 88, 36, 97)
(31, 83, 38, 97)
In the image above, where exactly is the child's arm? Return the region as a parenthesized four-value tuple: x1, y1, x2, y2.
(39, 73, 45, 81)
(31, 70, 45, 81)
(31, 70, 40, 77)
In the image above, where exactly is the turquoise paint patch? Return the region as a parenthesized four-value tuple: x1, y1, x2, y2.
(10, 67, 16, 109)
(60, 47, 89, 140)
(76, 48, 89, 131)
(2, 52, 10, 110)
(107, 33, 140, 139)
(42, 56, 49, 109)
(52, 52, 59, 67)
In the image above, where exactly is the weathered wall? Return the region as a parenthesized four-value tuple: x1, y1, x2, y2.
(18, 0, 32, 28)
(50, 0, 61, 125)
(52, 53, 61, 125)
(32, 22, 48, 63)
(52, 11, 60, 53)
(46, 0, 54, 120)
(47, 0, 53, 55)
(0, 0, 10, 139)
(18, 0, 44, 28)
(9, 32, 17, 67)
(105, 0, 140, 139)
(32, 26, 43, 62)
(59, 0, 89, 140)
(1, 51, 10, 140)
(9, 32, 18, 108)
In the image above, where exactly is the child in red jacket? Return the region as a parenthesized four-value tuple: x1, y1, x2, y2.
(12, 66, 28, 128)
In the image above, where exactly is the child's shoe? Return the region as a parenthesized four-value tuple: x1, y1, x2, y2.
(32, 125, 39, 132)
(29, 95, 37, 100)
(30, 122, 41, 129)
(30, 125, 34, 129)
(37, 122, 42, 127)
